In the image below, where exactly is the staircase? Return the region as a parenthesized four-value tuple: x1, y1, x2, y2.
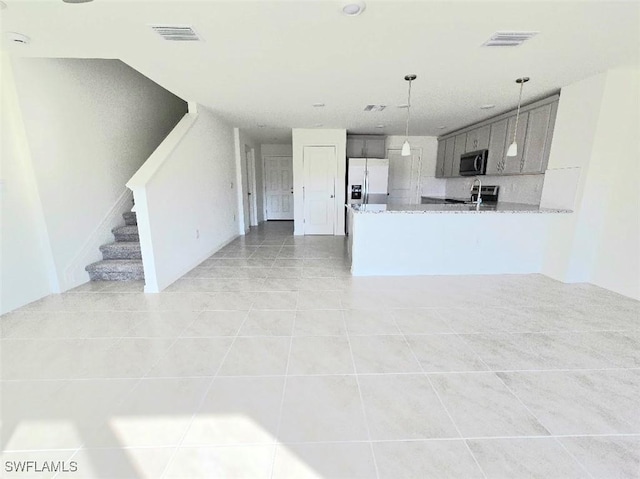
(85, 211, 144, 281)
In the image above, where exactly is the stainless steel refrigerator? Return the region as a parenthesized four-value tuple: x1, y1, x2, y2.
(347, 158, 390, 206)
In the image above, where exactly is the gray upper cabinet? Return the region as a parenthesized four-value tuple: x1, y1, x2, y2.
(465, 125, 490, 153)
(435, 95, 559, 178)
(346, 135, 386, 158)
(521, 102, 558, 174)
(502, 111, 529, 175)
(435, 140, 446, 178)
(486, 119, 508, 175)
(346, 137, 366, 157)
(451, 134, 467, 177)
(443, 137, 456, 177)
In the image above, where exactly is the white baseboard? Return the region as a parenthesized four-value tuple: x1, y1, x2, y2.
(143, 233, 240, 294)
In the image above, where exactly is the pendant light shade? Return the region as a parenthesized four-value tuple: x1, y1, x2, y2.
(401, 139, 411, 156)
(402, 74, 417, 157)
(506, 77, 529, 157)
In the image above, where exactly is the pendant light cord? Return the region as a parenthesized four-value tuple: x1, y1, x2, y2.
(512, 79, 525, 144)
(405, 79, 412, 140)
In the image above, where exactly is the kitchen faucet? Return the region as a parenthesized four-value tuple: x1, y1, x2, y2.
(470, 177, 482, 210)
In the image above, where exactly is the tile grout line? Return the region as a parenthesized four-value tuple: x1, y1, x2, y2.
(490, 374, 596, 479)
(11, 432, 640, 454)
(435, 309, 597, 478)
(344, 308, 381, 479)
(440, 307, 598, 479)
(269, 241, 297, 479)
(157, 305, 253, 479)
(391, 313, 489, 479)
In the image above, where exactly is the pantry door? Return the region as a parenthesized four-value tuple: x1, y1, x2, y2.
(303, 146, 336, 235)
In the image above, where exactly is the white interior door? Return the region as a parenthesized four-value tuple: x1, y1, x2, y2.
(264, 156, 293, 220)
(387, 148, 421, 204)
(303, 146, 336, 235)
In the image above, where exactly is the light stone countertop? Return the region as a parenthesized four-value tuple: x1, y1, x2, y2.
(349, 202, 572, 214)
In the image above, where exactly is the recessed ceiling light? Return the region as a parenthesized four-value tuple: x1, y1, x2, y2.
(375, 125, 385, 128)
(342, 2, 366, 16)
(5, 32, 31, 45)
(312, 103, 325, 108)
(62, 0, 95, 3)
(480, 104, 495, 109)
(438, 126, 447, 130)
(314, 123, 324, 127)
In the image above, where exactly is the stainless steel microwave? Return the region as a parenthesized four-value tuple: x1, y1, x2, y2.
(459, 149, 488, 176)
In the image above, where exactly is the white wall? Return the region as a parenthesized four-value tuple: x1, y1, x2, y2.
(9, 58, 187, 293)
(260, 143, 293, 222)
(0, 54, 57, 314)
(542, 68, 640, 300)
(292, 129, 346, 236)
(128, 106, 239, 293)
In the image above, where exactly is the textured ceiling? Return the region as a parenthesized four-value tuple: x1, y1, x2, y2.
(2, 1, 639, 143)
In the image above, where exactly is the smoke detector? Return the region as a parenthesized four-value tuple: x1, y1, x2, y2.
(150, 25, 202, 42)
(482, 31, 539, 47)
(5, 32, 31, 45)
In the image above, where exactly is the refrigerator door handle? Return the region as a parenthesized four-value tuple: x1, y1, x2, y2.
(364, 170, 369, 204)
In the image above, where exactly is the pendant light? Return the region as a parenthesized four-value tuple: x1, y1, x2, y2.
(506, 77, 529, 157)
(401, 74, 417, 157)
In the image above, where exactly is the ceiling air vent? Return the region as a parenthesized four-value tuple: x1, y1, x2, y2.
(150, 25, 202, 42)
(482, 31, 538, 47)
(364, 105, 387, 112)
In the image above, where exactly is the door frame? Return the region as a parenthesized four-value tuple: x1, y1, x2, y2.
(244, 145, 258, 226)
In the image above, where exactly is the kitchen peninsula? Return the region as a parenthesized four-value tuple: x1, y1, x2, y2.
(346, 203, 570, 276)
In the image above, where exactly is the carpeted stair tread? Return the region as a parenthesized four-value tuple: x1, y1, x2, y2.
(123, 211, 137, 226)
(100, 242, 142, 260)
(112, 225, 139, 242)
(85, 259, 144, 281)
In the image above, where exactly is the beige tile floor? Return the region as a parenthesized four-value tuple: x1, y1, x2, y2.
(1, 221, 639, 478)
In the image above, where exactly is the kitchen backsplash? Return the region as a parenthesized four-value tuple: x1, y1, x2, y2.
(443, 174, 545, 205)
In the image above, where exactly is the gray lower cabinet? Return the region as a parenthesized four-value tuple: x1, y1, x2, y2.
(465, 125, 490, 152)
